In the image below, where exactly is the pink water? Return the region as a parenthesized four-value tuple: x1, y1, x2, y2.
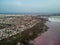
(34, 22, 60, 45)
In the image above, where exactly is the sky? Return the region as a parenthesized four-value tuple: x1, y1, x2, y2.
(0, 0, 60, 14)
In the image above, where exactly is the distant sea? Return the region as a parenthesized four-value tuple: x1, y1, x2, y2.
(0, 13, 60, 16)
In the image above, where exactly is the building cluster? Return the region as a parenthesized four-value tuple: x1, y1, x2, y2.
(0, 15, 41, 40)
(0, 23, 19, 40)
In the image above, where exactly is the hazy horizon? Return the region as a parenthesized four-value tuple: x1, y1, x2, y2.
(0, 0, 60, 14)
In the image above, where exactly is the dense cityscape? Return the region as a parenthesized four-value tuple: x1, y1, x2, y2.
(0, 15, 49, 45)
(0, 14, 60, 45)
